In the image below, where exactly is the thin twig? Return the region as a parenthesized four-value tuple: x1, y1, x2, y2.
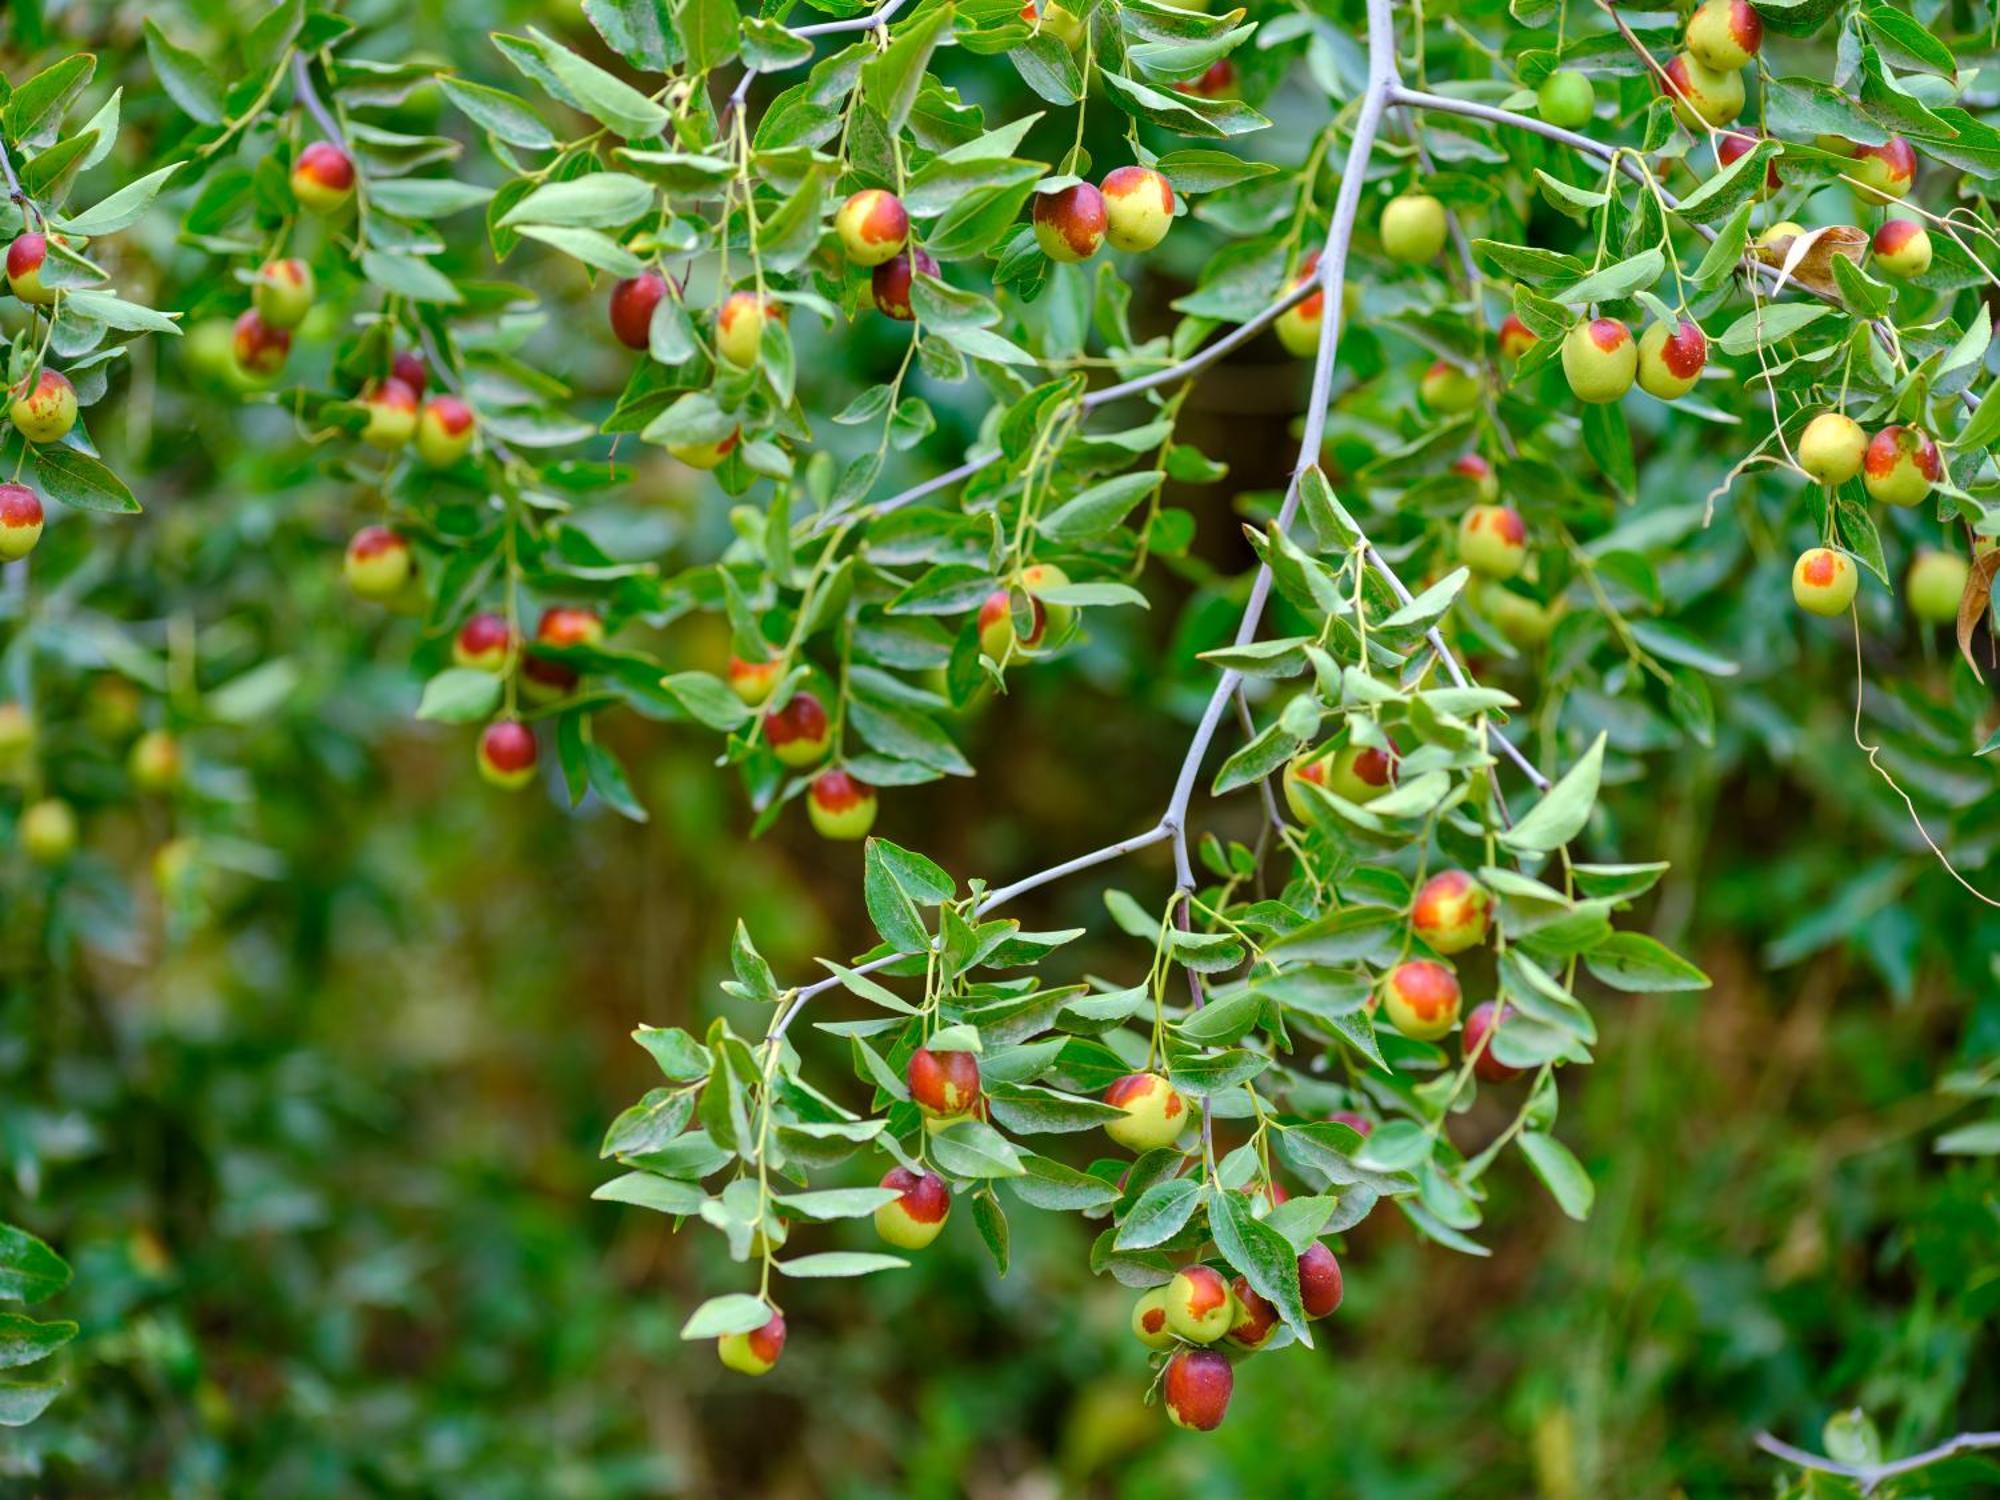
(724, 0, 915, 120)
(291, 54, 346, 145)
(1756, 1428, 2000, 1493)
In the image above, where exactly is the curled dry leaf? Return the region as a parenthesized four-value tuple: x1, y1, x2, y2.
(1955, 548, 2000, 680)
(1757, 225, 1868, 298)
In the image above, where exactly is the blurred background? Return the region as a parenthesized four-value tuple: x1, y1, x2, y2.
(5, 1, 1999, 1495)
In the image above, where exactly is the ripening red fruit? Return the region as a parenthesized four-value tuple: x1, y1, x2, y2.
(1032, 182, 1108, 264)
(9, 369, 77, 444)
(1463, 1000, 1523, 1083)
(1225, 1276, 1279, 1350)
(1420, 360, 1481, 414)
(1659, 52, 1744, 130)
(416, 395, 476, 466)
(343, 525, 413, 600)
(763, 690, 832, 768)
(873, 1165, 951, 1249)
(1636, 319, 1707, 401)
(1102, 1071, 1187, 1152)
(872, 247, 939, 321)
(1451, 454, 1499, 504)
(1165, 1264, 1234, 1343)
(231, 309, 291, 385)
(807, 769, 877, 840)
(1380, 959, 1462, 1041)
(6, 233, 55, 305)
(717, 1308, 786, 1376)
(523, 606, 605, 700)
(1100, 166, 1175, 253)
(1274, 252, 1325, 358)
(1716, 130, 1779, 195)
(716, 291, 782, 368)
(1411, 870, 1493, 955)
(1178, 59, 1236, 99)
(477, 719, 538, 790)
(834, 190, 911, 267)
(907, 1045, 981, 1119)
(291, 141, 356, 214)
(1561, 318, 1637, 403)
(1872, 219, 1933, 279)
(130, 730, 184, 795)
(979, 586, 1048, 662)
(1458, 504, 1529, 581)
(1298, 1241, 1344, 1318)
(609, 270, 669, 350)
(1792, 546, 1859, 616)
(453, 612, 513, 671)
(727, 655, 784, 705)
(1163, 1348, 1234, 1431)
(393, 351, 429, 397)
(1863, 425, 1941, 508)
(1849, 136, 1917, 202)
(0, 481, 46, 562)
(1685, 0, 1762, 70)
(252, 258, 316, 329)
(1131, 1288, 1175, 1349)
(1496, 313, 1538, 360)
(1327, 1110, 1372, 1138)
(358, 377, 420, 450)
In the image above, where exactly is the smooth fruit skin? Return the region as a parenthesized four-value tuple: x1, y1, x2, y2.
(835, 189, 911, 266)
(717, 291, 780, 368)
(1178, 59, 1236, 99)
(10, 369, 77, 444)
(1023, 0, 1085, 46)
(1458, 504, 1529, 581)
(21, 798, 77, 864)
(807, 769, 877, 840)
(454, 612, 513, 671)
(1411, 870, 1493, 955)
(1164, 1265, 1234, 1344)
(1792, 547, 1859, 616)
(1873, 219, 1933, 279)
(873, 1166, 950, 1249)
(1101, 166, 1175, 252)
(1451, 454, 1499, 504)
(1497, 314, 1538, 360)
(1420, 360, 1481, 414)
(0, 702, 35, 775)
(252, 259, 316, 329)
(1298, 1242, 1344, 1319)
(393, 351, 429, 396)
(717, 1309, 786, 1376)
(1328, 1110, 1372, 1138)
(478, 719, 538, 790)
(1849, 137, 1917, 203)
(1225, 1277, 1278, 1351)
(727, 656, 783, 705)
(1019, 563, 1076, 645)
(1716, 130, 1780, 196)
(7, 233, 54, 305)
(1659, 53, 1744, 130)
(1798, 413, 1868, 485)
(1863, 426, 1941, 508)
(1484, 583, 1561, 648)
(1132, 1288, 1176, 1350)
(523, 607, 605, 700)
(1286, 742, 1395, 819)
(667, 430, 739, 471)
(231, 310, 291, 384)
(359, 377, 420, 450)
(1537, 69, 1595, 128)
(344, 526, 414, 599)
(1463, 1001, 1523, 1083)
(1380, 193, 1448, 264)
(416, 396, 476, 466)
(872, 247, 939, 321)
(1636, 319, 1707, 400)
(1561, 318, 1637, 404)
(129, 729, 182, 792)
(1033, 182, 1108, 263)
(1686, 0, 1762, 70)
(1163, 1348, 1234, 1431)
(291, 141, 356, 213)
(0, 481, 45, 562)
(1274, 253, 1324, 358)
(1102, 1072, 1188, 1152)
(908, 1046, 981, 1119)
(978, 588, 1048, 662)
(1907, 549, 1970, 625)
(764, 690, 832, 768)
(1380, 959, 1462, 1042)
(608, 271, 668, 350)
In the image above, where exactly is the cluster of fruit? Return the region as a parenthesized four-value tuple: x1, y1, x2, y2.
(0, 688, 188, 880)
(2, 233, 84, 562)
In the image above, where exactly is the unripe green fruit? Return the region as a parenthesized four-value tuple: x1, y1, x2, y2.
(1102, 1072, 1188, 1152)
(1131, 1288, 1176, 1350)
(1659, 52, 1744, 130)
(1483, 583, 1560, 648)
(1791, 547, 1858, 616)
(873, 1166, 950, 1249)
(1380, 958, 1462, 1041)
(716, 291, 780, 368)
(21, 797, 77, 864)
(1451, 454, 1498, 504)
(1380, 193, 1448, 264)
(1906, 548, 1969, 625)
(1561, 318, 1636, 404)
(1636, 319, 1707, 401)
(1537, 69, 1595, 128)
(1164, 1265, 1235, 1344)
(667, 430, 740, 470)
(10, 369, 78, 444)
(1410, 870, 1492, 955)
(1862, 425, 1941, 509)
(806, 769, 877, 840)
(252, 259, 316, 330)
(1100, 166, 1175, 253)
(1798, 413, 1867, 485)
(717, 1309, 786, 1376)
(154, 836, 200, 900)
(1685, 0, 1762, 71)
(726, 655, 783, 705)
(1849, 137, 1917, 203)
(1420, 360, 1481, 414)
(0, 702, 33, 777)
(129, 729, 183, 792)
(834, 189, 910, 267)
(1872, 219, 1933, 279)
(1274, 253, 1324, 357)
(1458, 504, 1529, 581)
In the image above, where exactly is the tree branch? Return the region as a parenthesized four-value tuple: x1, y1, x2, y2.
(291, 54, 347, 146)
(1757, 1428, 2000, 1493)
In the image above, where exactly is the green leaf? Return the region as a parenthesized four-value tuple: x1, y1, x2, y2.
(29, 446, 138, 513)
(771, 1187, 903, 1220)
(440, 77, 557, 150)
(54, 162, 183, 236)
(680, 1293, 777, 1338)
(3, 54, 96, 143)
(415, 668, 504, 724)
(592, 1170, 705, 1214)
(1114, 1178, 1203, 1250)
(864, 4, 956, 134)
(0, 1380, 62, 1427)
(1500, 732, 1605, 854)
(499, 173, 655, 229)
(0, 1226, 69, 1306)
(526, 28, 670, 139)
(1556, 249, 1664, 307)
(1717, 301, 1831, 356)
(360, 250, 464, 304)
(0, 1312, 77, 1371)
(142, 22, 222, 125)
(1583, 932, 1710, 992)
(775, 1251, 910, 1278)
(1038, 470, 1163, 542)
(660, 670, 751, 729)
(1518, 1131, 1594, 1219)
(1208, 1181, 1313, 1342)
(928, 1118, 1027, 1177)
